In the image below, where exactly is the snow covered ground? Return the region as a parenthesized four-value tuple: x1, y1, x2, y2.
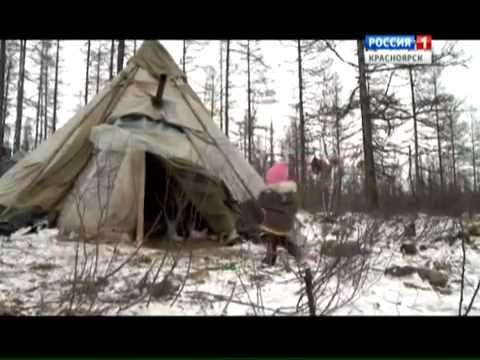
(0, 212, 479, 316)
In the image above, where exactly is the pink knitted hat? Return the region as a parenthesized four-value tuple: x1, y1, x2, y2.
(265, 161, 289, 185)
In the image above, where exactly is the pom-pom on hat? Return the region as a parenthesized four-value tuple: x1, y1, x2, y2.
(265, 161, 289, 185)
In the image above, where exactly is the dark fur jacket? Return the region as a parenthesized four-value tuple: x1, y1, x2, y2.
(257, 181, 299, 235)
(235, 181, 299, 238)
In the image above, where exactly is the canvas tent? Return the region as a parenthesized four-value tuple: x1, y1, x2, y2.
(0, 41, 265, 243)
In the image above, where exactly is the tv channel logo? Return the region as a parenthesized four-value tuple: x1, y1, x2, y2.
(364, 35, 432, 65)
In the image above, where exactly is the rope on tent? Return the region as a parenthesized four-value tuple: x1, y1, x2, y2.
(60, 69, 138, 164)
(175, 81, 259, 203)
(21, 65, 141, 210)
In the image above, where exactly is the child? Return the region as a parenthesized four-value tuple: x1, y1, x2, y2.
(234, 161, 303, 266)
(257, 161, 302, 265)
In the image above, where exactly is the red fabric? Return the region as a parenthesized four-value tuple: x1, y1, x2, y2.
(265, 161, 289, 185)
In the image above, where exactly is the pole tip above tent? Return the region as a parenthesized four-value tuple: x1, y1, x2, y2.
(133, 41, 185, 80)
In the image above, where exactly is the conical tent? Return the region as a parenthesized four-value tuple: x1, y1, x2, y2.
(0, 41, 265, 243)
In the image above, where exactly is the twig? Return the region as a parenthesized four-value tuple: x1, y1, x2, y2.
(170, 250, 193, 307)
(303, 267, 316, 316)
(115, 260, 160, 314)
(103, 244, 120, 276)
(186, 290, 289, 315)
(295, 214, 378, 316)
(459, 222, 467, 316)
(102, 241, 145, 280)
(320, 274, 342, 315)
(464, 280, 480, 316)
(146, 251, 179, 307)
(235, 269, 258, 316)
(115, 248, 178, 315)
(222, 283, 237, 315)
(68, 235, 81, 312)
(324, 41, 358, 68)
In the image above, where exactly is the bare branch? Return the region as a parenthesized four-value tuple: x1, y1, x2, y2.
(325, 41, 358, 68)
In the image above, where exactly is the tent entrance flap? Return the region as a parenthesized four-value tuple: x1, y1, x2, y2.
(143, 152, 209, 242)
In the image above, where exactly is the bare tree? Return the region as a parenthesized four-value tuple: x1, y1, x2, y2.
(21, 121, 32, 152)
(109, 40, 115, 80)
(34, 41, 46, 147)
(225, 40, 230, 138)
(297, 40, 306, 203)
(95, 42, 101, 94)
(219, 41, 224, 131)
(85, 40, 91, 105)
(408, 67, 422, 198)
(448, 106, 458, 191)
(429, 69, 445, 194)
(201, 65, 217, 119)
(116, 40, 125, 74)
(315, 71, 358, 213)
(43, 41, 50, 140)
(235, 40, 275, 165)
(52, 40, 60, 133)
(180, 40, 208, 80)
(13, 40, 27, 153)
(0, 40, 5, 148)
(247, 40, 252, 163)
(269, 120, 274, 167)
(356, 40, 378, 209)
(471, 114, 478, 192)
(2, 60, 11, 142)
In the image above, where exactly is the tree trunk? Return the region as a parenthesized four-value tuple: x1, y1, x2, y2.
(247, 40, 252, 164)
(21, 124, 29, 152)
(408, 145, 415, 197)
(210, 74, 215, 118)
(294, 112, 299, 185)
(40, 93, 45, 142)
(269, 120, 274, 167)
(472, 118, 477, 192)
(243, 119, 247, 158)
(225, 40, 230, 138)
(96, 42, 101, 94)
(116, 40, 125, 74)
(334, 83, 342, 212)
(202, 77, 209, 105)
(13, 40, 27, 153)
(44, 42, 50, 140)
(35, 41, 46, 147)
(52, 40, 60, 133)
(109, 40, 114, 80)
(449, 112, 457, 191)
(0, 40, 6, 148)
(182, 40, 187, 75)
(432, 72, 444, 194)
(219, 41, 223, 131)
(2, 61, 11, 137)
(297, 40, 306, 203)
(85, 40, 91, 105)
(334, 109, 341, 157)
(34, 92, 41, 148)
(356, 40, 379, 209)
(133, 40, 137, 55)
(408, 67, 421, 199)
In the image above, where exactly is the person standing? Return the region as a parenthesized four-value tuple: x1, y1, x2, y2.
(258, 160, 302, 265)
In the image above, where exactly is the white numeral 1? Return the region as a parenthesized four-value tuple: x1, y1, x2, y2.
(421, 37, 427, 49)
